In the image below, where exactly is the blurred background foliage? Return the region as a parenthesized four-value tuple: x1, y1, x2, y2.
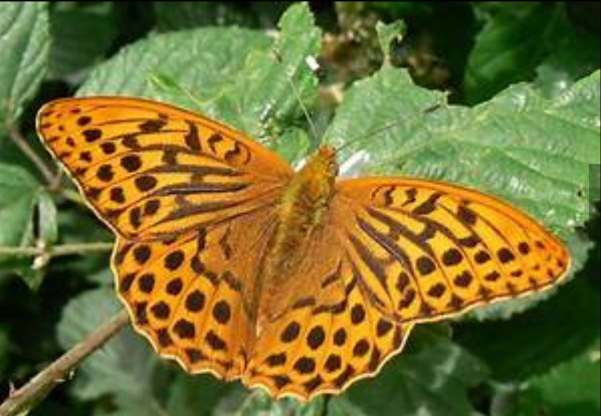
(0, 2, 599, 415)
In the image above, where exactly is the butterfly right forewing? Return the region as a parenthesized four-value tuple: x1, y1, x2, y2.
(333, 177, 571, 324)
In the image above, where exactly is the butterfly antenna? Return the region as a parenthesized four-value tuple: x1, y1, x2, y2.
(273, 48, 320, 143)
(335, 103, 443, 153)
(335, 119, 406, 153)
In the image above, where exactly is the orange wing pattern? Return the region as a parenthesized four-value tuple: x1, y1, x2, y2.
(36, 97, 292, 240)
(333, 177, 571, 324)
(113, 206, 276, 381)
(242, 221, 413, 399)
(36, 96, 571, 402)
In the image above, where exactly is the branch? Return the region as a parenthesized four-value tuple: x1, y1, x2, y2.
(0, 242, 113, 258)
(57, 188, 88, 208)
(0, 309, 130, 416)
(6, 122, 56, 185)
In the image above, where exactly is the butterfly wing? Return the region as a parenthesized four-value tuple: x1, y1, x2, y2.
(114, 205, 277, 380)
(37, 97, 294, 381)
(36, 97, 293, 240)
(332, 177, 571, 323)
(244, 222, 413, 400)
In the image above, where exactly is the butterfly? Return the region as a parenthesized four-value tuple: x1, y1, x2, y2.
(36, 96, 570, 401)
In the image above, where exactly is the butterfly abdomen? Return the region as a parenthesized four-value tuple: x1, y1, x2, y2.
(255, 148, 339, 327)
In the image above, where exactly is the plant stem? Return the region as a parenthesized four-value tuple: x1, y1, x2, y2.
(6, 122, 56, 185)
(51, 242, 114, 256)
(58, 188, 88, 207)
(0, 309, 130, 416)
(0, 242, 113, 258)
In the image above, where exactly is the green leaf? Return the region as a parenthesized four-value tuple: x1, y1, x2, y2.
(57, 288, 159, 403)
(37, 191, 58, 248)
(166, 373, 237, 416)
(0, 164, 41, 247)
(515, 346, 600, 416)
(78, 3, 320, 141)
(47, 3, 118, 82)
(208, 391, 325, 416)
(464, 3, 568, 104)
(0, 163, 53, 289)
(154, 2, 290, 31)
(77, 28, 270, 115)
(375, 20, 406, 65)
(329, 326, 489, 416)
(456, 270, 600, 382)
(325, 67, 598, 318)
(0, 2, 50, 134)
(534, 24, 600, 99)
(273, 127, 312, 164)
(326, 68, 600, 235)
(216, 2, 321, 136)
(93, 395, 167, 416)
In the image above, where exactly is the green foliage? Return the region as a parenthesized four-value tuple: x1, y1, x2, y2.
(464, 3, 567, 104)
(47, 3, 118, 83)
(330, 326, 489, 415)
(0, 2, 49, 133)
(0, 165, 56, 289)
(326, 68, 599, 234)
(0, 2, 598, 416)
(515, 344, 600, 416)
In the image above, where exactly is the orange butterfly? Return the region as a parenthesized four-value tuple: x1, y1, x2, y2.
(36, 96, 570, 401)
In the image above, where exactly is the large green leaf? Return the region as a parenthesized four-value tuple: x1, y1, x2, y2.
(165, 374, 239, 416)
(326, 69, 599, 235)
(329, 326, 489, 416)
(77, 3, 320, 139)
(47, 3, 118, 82)
(324, 67, 598, 318)
(57, 288, 159, 402)
(154, 2, 291, 31)
(464, 3, 567, 103)
(0, 164, 42, 247)
(515, 345, 600, 416)
(534, 23, 600, 99)
(455, 237, 600, 383)
(0, 2, 50, 134)
(0, 164, 55, 289)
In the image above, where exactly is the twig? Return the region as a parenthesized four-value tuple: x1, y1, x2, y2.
(0, 242, 113, 258)
(6, 122, 56, 185)
(49, 169, 65, 192)
(57, 188, 88, 207)
(0, 309, 130, 416)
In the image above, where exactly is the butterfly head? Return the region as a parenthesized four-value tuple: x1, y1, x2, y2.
(287, 145, 338, 209)
(316, 145, 339, 178)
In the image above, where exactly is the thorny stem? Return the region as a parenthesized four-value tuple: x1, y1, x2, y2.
(0, 242, 113, 258)
(0, 309, 130, 416)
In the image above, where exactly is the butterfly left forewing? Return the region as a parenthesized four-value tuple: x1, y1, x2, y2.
(36, 97, 293, 240)
(333, 177, 571, 324)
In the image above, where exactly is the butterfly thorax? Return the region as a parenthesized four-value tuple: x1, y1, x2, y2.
(279, 146, 338, 231)
(253, 146, 338, 334)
